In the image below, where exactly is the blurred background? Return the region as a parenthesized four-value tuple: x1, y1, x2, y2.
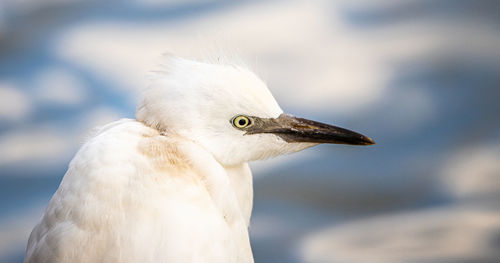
(1, 0, 500, 262)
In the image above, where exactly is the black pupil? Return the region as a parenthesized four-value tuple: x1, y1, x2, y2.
(238, 119, 247, 126)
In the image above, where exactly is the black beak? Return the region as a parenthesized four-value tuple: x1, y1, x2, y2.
(246, 114, 375, 145)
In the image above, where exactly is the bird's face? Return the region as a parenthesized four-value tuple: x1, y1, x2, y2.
(208, 112, 374, 165)
(136, 56, 374, 166)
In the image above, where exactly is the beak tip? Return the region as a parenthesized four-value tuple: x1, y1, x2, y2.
(358, 135, 375, 145)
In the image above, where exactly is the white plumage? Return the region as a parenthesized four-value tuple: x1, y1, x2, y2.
(24, 56, 373, 263)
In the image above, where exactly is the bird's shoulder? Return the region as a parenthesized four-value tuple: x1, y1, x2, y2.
(73, 118, 193, 175)
(24, 119, 232, 262)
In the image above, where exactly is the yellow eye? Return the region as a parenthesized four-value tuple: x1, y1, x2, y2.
(232, 115, 251, 129)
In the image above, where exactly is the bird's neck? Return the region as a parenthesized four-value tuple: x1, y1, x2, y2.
(223, 163, 253, 226)
(180, 140, 254, 227)
(179, 141, 254, 260)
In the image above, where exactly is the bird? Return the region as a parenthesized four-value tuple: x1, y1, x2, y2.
(24, 55, 374, 263)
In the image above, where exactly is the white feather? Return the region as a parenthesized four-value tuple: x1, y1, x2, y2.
(25, 57, 314, 263)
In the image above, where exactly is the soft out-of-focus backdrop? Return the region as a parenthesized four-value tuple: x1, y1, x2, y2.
(1, 0, 500, 262)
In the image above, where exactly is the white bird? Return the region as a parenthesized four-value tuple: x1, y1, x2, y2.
(24, 56, 374, 263)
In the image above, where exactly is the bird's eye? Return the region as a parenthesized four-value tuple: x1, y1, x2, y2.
(232, 115, 251, 129)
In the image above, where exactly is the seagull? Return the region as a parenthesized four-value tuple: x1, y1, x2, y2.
(24, 56, 374, 263)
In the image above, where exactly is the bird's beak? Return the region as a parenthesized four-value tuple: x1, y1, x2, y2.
(246, 114, 375, 145)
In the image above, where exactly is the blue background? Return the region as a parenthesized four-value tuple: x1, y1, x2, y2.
(1, 1, 499, 262)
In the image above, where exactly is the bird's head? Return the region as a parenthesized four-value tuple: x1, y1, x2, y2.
(136, 56, 374, 166)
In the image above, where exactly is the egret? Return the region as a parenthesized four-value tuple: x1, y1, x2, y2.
(24, 56, 374, 263)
